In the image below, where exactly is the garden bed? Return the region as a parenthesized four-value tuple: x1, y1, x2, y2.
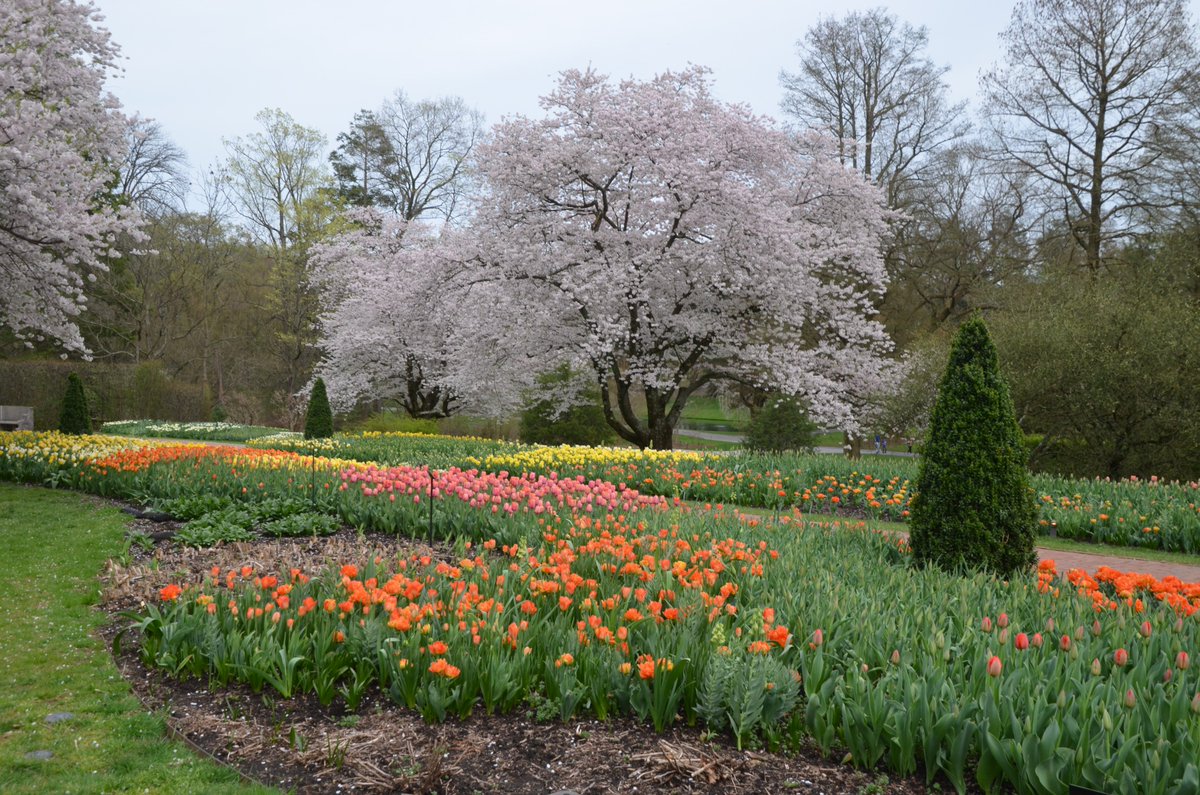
(99, 512, 929, 794)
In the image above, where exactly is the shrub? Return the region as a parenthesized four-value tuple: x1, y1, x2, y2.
(519, 367, 614, 446)
(351, 412, 440, 435)
(303, 379, 333, 440)
(742, 394, 816, 453)
(909, 315, 1037, 576)
(58, 373, 92, 435)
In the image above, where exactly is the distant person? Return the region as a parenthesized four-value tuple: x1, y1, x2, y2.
(873, 433, 882, 454)
(881, 436, 888, 455)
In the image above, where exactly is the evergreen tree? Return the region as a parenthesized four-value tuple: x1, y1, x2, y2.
(58, 372, 91, 434)
(909, 315, 1037, 575)
(303, 378, 333, 439)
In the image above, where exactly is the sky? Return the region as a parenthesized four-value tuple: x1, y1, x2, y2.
(89, 0, 1198, 194)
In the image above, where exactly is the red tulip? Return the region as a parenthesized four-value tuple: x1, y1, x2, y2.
(1032, 632, 1044, 648)
(1092, 620, 1102, 637)
(981, 616, 993, 633)
(1015, 632, 1030, 651)
(1113, 648, 1128, 667)
(1177, 651, 1190, 671)
(1140, 621, 1153, 639)
(987, 656, 1003, 677)
(1164, 668, 1174, 683)
(1059, 634, 1071, 651)
(997, 613, 1009, 629)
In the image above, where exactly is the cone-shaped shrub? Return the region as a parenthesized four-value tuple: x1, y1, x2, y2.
(909, 315, 1037, 576)
(58, 372, 92, 434)
(303, 378, 333, 439)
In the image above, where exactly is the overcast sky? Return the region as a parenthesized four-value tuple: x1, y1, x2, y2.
(91, 0, 1199, 193)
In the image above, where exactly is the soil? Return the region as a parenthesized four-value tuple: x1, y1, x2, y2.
(94, 502, 947, 795)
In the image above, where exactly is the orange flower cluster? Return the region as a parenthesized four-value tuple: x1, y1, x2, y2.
(1044, 559, 1200, 616)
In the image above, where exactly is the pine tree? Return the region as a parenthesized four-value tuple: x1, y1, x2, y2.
(59, 372, 91, 434)
(909, 315, 1037, 576)
(303, 378, 333, 439)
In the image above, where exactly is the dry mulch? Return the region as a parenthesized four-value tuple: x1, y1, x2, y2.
(97, 505, 939, 794)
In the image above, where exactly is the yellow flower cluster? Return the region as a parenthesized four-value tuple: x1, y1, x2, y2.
(475, 444, 711, 472)
(0, 431, 173, 468)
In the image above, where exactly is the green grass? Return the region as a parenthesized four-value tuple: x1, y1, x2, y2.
(674, 431, 742, 451)
(0, 483, 275, 794)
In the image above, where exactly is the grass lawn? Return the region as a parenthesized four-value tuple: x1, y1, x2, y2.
(0, 483, 274, 794)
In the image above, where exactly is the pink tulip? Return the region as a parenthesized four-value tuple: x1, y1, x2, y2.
(1090, 658, 1101, 676)
(1177, 651, 1190, 671)
(890, 649, 901, 665)
(1140, 621, 1153, 639)
(1124, 688, 1136, 709)
(1032, 632, 1044, 648)
(1092, 620, 1102, 637)
(981, 616, 993, 633)
(1059, 634, 1071, 652)
(987, 656, 1002, 677)
(997, 613, 1009, 629)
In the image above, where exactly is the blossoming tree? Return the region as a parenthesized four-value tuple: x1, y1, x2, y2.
(0, 0, 140, 355)
(466, 67, 894, 449)
(312, 212, 467, 418)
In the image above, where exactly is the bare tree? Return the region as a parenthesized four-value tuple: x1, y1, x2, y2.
(780, 8, 967, 207)
(884, 145, 1034, 341)
(117, 116, 189, 218)
(981, 0, 1200, 273)
(330, 91, 483, 222)
(220, 109, 335, 398)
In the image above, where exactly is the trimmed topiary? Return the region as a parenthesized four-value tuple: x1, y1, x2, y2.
(743, 393, 816, 453)
(303, 378, 333, 439)
(58, 372, 92, 434)
(909, 315, 1037, 576)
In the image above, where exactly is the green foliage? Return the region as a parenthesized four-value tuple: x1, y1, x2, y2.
(58, 373, 91, 434)
(992, 262, 1200, 481)
(175, 508, 256, 548)
(210, 403, 229, 422)
(259, 512, 339, 538)
(742, 394, 816, 453)
(697, 650, 801, 749)
(350, 412, 440, 435)
(909, 316, 1037, 576)
(303, 378, 333, 439)
(0, 359, 208, 430)
(519, 367, 615, 446)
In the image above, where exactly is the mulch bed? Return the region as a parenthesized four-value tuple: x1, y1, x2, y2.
(95, 501, 942, 794)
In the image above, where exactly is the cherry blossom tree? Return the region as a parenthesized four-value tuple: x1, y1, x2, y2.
(466, 67, 895, 449)
(0, 0, 141, 355)
(312, 212, 468, 418)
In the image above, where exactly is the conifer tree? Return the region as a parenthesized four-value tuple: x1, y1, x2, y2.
(909, 315, 1037, 575)
(59, 372, 91, 435)
(303, 378, 333, 439)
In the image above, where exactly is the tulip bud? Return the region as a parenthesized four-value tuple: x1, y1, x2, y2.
(1092, 620, 1102, 637)
(998, 628, 1009, 646)
(1046, 617, 1055, 633)
(1164, 668, 1174, 683)
(1057, 689, 1067, 709)
(891, 649, 901, 665)
(981, 616, 993, 633)
(1059, 634, 1071, 652)
(1074, 625, 1085, 641)
(1091, 658, 1102, 676)
(1177, 651, 1190, 671)
(812, 628, 824, 648)
(987, 656, 1002, 677)
(1192, 693, 1200, 714)
(1032, 632, 1044, 648)
(998, 613, 1009, 629)
(935, 631, 945, 650)
(861, 663, 869, 674)
(1124, 688, 1136, 709)
(1140, 621, 1153, 639)
(1015, 632, 1030, 651)
(1103, 709, 1114, 731)
(1175, 618, 1184, 633)
(1113, 648, 1128, 667)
